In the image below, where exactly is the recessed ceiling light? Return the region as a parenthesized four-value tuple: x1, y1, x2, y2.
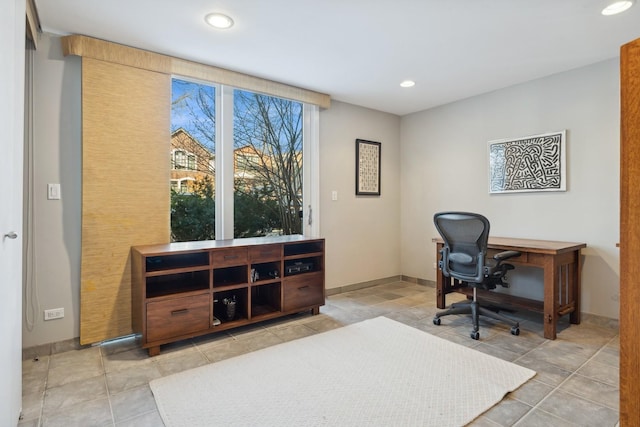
(205, 13, 234, 29)
(602, 0, 634, 15)
(400, 80, 415, 88)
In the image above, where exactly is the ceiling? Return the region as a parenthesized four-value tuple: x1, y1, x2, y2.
(35, 0, 640, 116)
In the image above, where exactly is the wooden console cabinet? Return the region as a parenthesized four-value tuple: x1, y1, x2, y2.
(131, 235, 325, 356)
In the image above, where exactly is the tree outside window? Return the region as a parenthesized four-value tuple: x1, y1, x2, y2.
(170, 79, 303, 241)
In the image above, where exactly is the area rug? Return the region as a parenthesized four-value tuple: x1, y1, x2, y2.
(150, 316, 535, 427)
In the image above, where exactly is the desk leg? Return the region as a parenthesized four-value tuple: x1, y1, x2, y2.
(543, 255, 559, 340)
(570, 249, 582, 325)
(436, 269, 447, 309)
(435, 243, 448, 309)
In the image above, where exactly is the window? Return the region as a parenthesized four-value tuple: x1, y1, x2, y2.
(173, 150, 186, 169)
(187, 154, 196, 171)
(170, 78, 316, 242)
(170, 79, 216, 242)
(233, 89, 303, 237)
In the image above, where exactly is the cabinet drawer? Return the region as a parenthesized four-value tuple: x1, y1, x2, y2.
(146, 294, 210, 342)
(283, 272, 324, 312)
(212, 247, 248, 267)
(249, 244, 282, 262)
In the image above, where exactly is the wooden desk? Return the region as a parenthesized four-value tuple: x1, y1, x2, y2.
(433, 237, 586, 340)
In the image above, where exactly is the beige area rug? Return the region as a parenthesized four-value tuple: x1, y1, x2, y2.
(150, 316, 535, 427)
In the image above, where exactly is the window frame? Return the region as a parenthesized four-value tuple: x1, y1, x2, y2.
(171, 76, 319, 240)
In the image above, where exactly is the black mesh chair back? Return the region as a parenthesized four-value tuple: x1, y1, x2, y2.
(434, 212, 490, 283)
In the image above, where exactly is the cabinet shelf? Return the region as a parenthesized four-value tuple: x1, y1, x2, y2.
(284, 251, 323, 261)
(213, 265, 248, 288)
(251, 278, 281, 286)
(145, 270, 209, 298)
(146, 252, 209, 272)
(283, 241, 324, 257)
(212, 283, 248, 292)
(146, 265, 210, 278)
(147, 288, 209, 301)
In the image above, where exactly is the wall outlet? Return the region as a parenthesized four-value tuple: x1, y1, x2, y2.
(433, 262, 437, 269)
(44, 308, 64, 321)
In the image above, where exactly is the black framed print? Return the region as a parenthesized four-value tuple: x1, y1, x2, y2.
(356, 139, 381, 196)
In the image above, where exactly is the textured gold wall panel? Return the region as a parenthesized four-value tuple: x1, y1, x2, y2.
(80, 58, 170, 344)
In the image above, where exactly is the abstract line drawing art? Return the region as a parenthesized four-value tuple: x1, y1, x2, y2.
(488, 131, 566, 194)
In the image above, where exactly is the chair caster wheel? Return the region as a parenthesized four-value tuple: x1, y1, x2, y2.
(471, 331, 480, 340)
(433, 317, 441, 326)
(511, 327, 520, 336)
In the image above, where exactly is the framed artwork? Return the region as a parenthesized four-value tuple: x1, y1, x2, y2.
(356, 139, 381, 196)
(488, 130, 566, 194)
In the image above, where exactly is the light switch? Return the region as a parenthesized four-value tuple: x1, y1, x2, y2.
(47, 183, 61, 200)
(331, 190, 338, 201)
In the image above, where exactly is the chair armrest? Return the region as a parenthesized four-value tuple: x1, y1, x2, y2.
(493, 250, 521, 262)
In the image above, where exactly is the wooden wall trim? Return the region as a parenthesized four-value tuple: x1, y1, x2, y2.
(61, 34, 331, 109)
(620, 36, 640, 426)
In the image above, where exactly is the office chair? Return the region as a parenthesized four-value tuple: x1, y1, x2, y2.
(432, 212, 521, 340)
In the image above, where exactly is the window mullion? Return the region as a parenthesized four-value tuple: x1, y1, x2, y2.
(217, 85, 235, 239)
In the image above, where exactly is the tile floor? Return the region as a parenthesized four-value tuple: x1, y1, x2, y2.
(19, 281, 620, 426)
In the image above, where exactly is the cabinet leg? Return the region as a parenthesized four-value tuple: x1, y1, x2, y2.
(147, 346, 161, 357)
(311, 306, 320, 315)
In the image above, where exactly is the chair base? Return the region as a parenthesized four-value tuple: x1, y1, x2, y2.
(433, 298, 520, 340)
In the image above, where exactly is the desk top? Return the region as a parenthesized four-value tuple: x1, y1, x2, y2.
(432, 236, 586, 255)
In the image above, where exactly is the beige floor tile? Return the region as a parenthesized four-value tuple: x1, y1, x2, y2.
(41, 397, 112, 427)
(482, 397, 532, 426)
(537, 389, 618, 426)
(474, 342, 522, 362)
(268, 323, 316, 341)
(301, 315, 344, 332)
(154, 348, 209, 376)
(115, 409, 164, 426)
(102, 346, 153, 374)
(47, 347, 103, 388)
(521, 340, 596, 372)
(20, 391, 44, 423)
(509, 379, 554, 406)
(110, 385, 158, 424)
(513, 408, 575, 427)
(199, 338, 254, 363)
(592, 345, 619, 367)
(22, 356, 49, 395)
(468, 415, 502, 426)
(106, 362, 163, 395)
(559, 373, 619, 410)
(576, 358, 619, 387)
(514, 356, 572, 388)
(43, 375, 108, 416)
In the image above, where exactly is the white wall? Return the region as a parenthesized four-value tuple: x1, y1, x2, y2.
(319, 101, 402, 290)
(23, 33, 82, 348)
(400, 59, 620, 319)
